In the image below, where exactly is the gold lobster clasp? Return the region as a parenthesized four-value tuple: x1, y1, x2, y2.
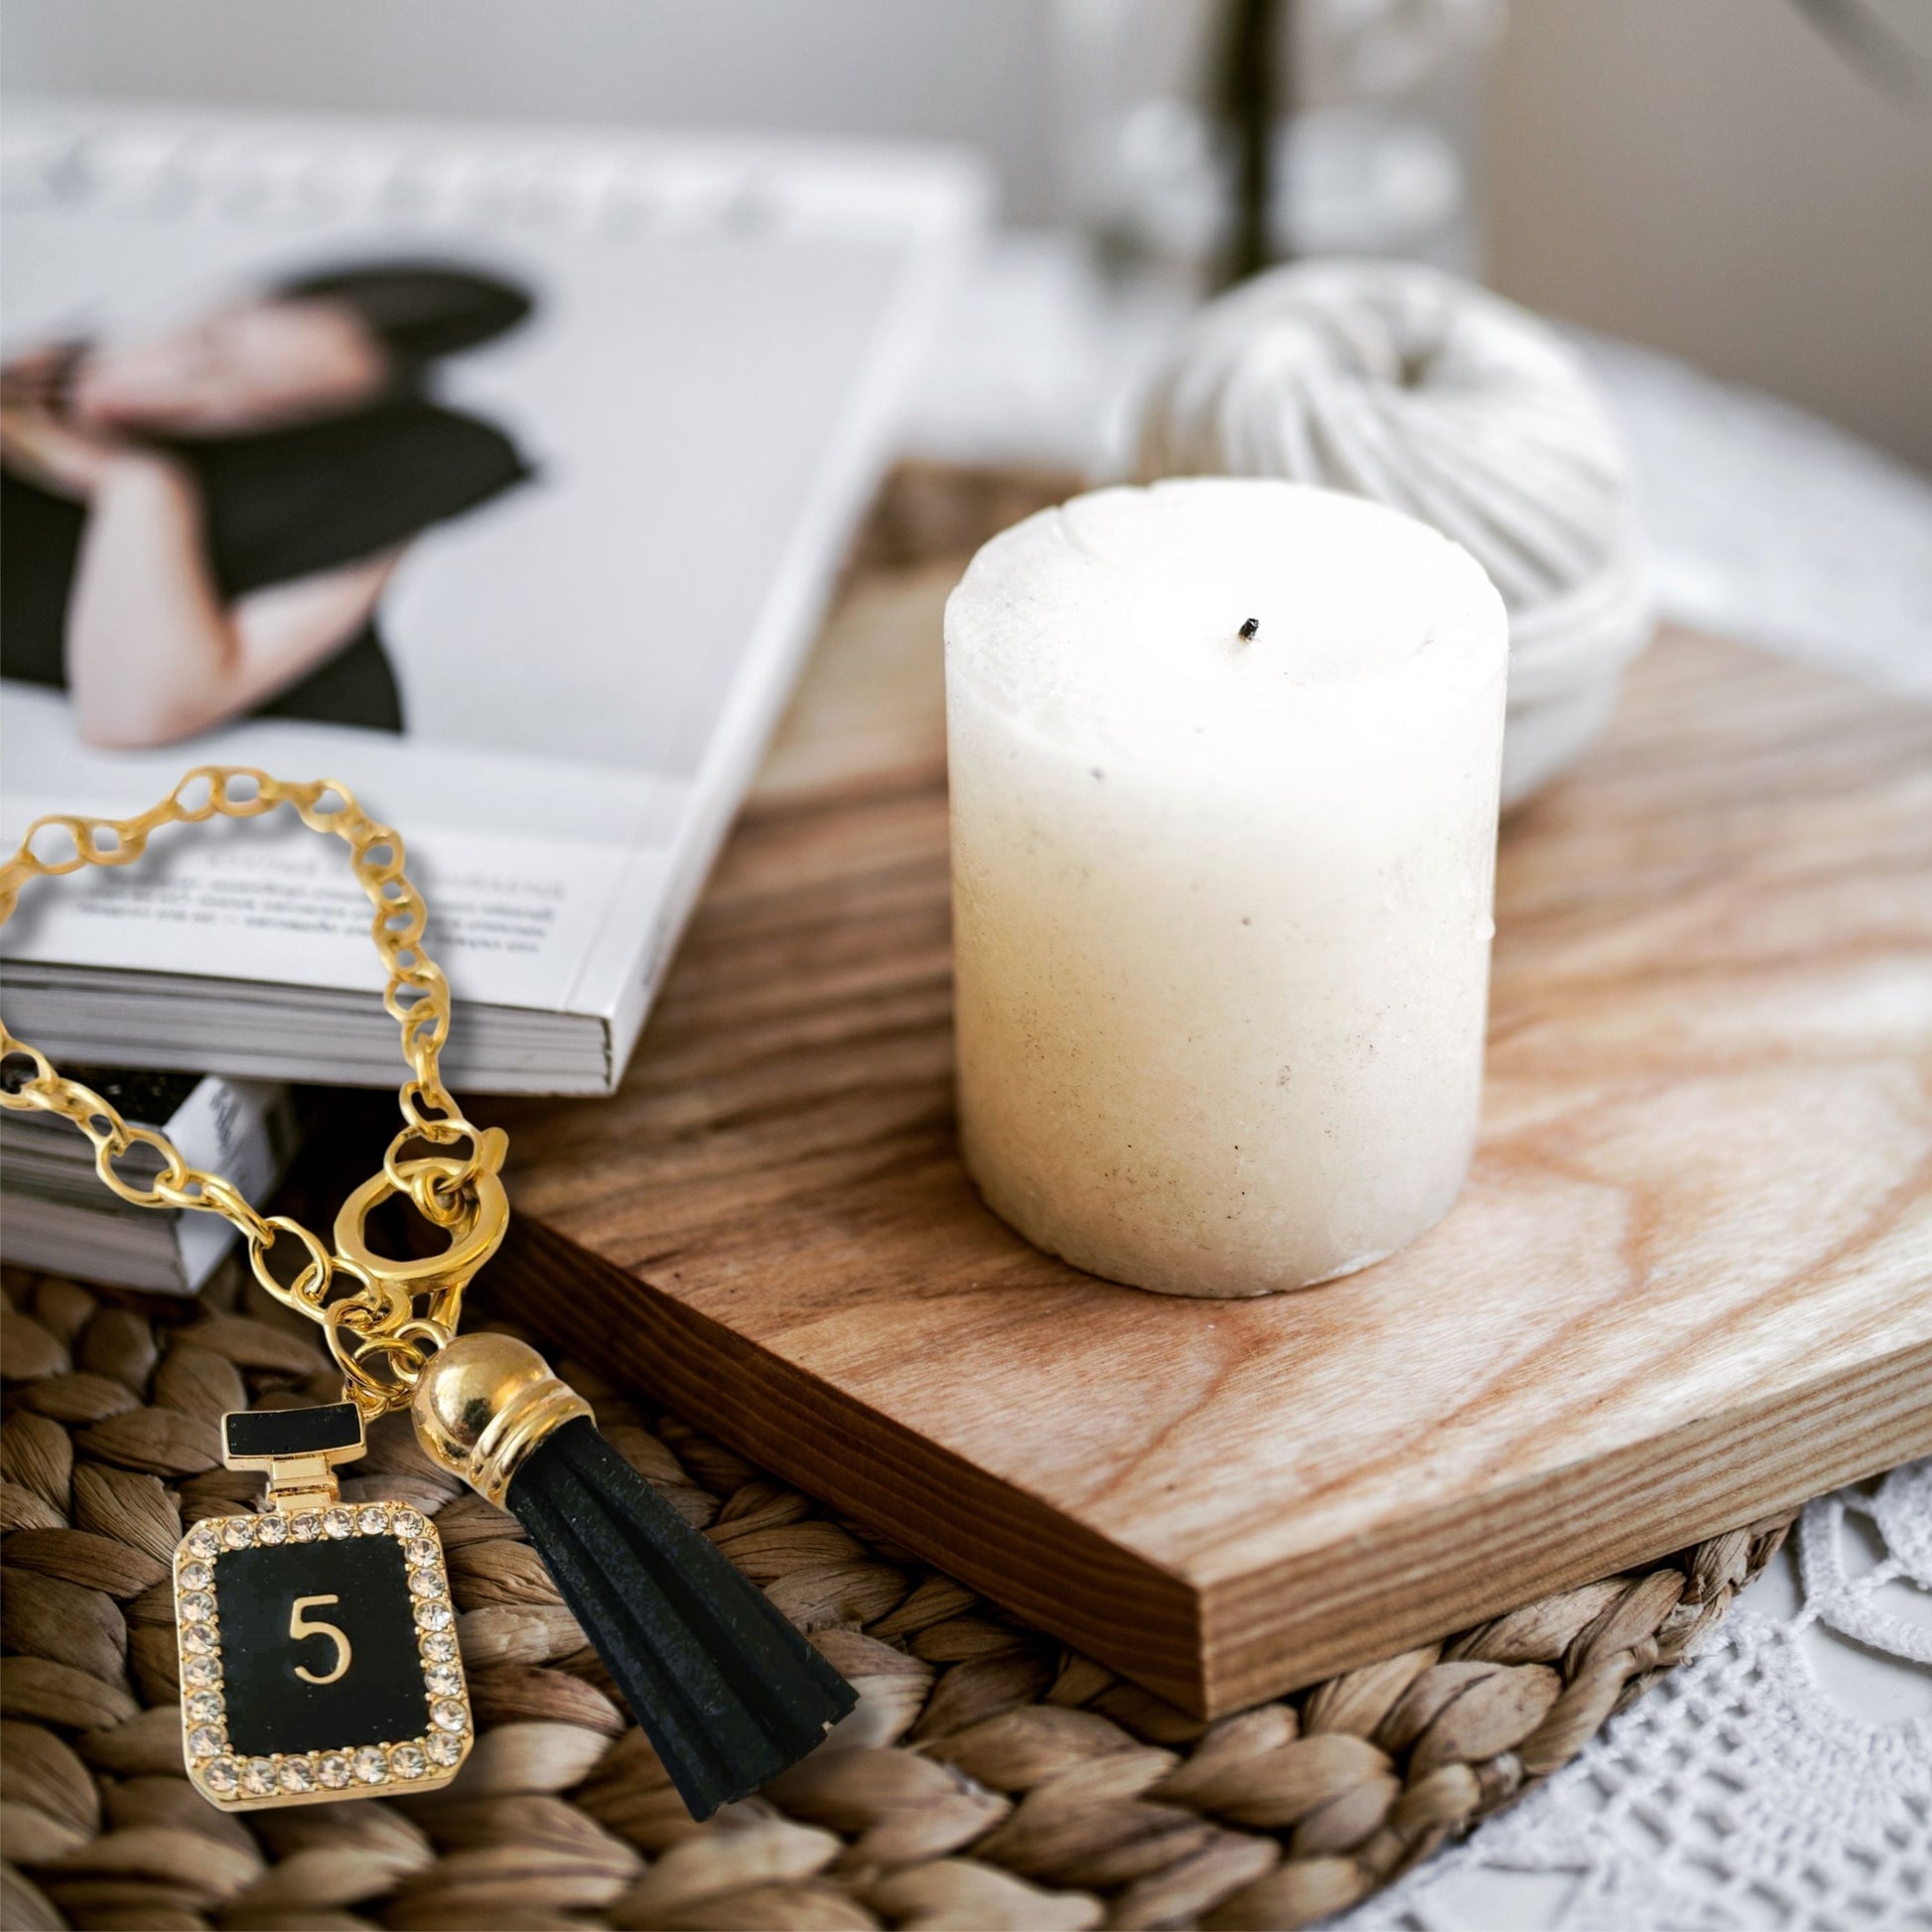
(333, 1125, 510, 1326)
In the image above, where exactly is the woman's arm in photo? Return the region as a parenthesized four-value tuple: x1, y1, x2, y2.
(2, 407, 399, 748)
(69, 457, 401, 748)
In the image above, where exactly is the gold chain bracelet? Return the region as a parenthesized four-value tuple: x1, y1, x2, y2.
(0, 766, 508, 1416)
(4, 767, 858, 1825)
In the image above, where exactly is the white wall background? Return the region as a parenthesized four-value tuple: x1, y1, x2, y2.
(6, 0, 1930, 469)
(1488, 0, 1932, 475)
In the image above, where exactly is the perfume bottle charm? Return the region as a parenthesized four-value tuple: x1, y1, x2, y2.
(177, 1404, 473, 1809)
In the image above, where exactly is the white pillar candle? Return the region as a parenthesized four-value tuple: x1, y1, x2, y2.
(945, 479, 1508, 1299)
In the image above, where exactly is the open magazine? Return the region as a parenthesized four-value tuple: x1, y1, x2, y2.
(0, 100, 982, 1093)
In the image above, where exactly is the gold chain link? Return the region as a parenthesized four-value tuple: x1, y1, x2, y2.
(0, 767, 508, 1415)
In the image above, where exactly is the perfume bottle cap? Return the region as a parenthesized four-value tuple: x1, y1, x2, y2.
(221, 1402, 366, 1511)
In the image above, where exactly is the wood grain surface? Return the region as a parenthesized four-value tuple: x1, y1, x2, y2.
(486, 488, 1932, 1717)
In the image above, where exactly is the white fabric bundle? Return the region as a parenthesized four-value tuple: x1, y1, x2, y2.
(1136, 261, 1653, 804)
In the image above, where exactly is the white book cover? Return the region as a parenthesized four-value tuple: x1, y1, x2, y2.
(0, 99, 984, 1092)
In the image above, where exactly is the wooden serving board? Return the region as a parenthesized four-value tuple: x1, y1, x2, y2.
(486, 476, 1932, 1718)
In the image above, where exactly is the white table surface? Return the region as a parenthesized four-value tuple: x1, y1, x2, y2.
(899, 232, 1932, 1932)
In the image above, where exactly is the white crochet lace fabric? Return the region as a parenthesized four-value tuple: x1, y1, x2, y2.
(1347, 1461, 1932, 1932)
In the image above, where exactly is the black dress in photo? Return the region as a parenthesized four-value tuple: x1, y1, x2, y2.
(1, 397, 530, 735)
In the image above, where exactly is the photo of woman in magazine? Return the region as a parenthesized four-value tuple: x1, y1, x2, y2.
(0, 259, 534, 746)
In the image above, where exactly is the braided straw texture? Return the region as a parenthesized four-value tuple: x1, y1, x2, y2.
(0, 1260, 1791, 1931)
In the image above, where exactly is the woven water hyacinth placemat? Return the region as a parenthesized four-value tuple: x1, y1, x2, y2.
(0, 1260, 1791, 1931)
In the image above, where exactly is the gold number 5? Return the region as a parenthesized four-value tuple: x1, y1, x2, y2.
(289, 1594, 352, 1685)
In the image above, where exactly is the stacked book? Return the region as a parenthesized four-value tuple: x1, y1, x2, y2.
(0, 100, 973, 1298)
(1, 1069, 296, 1294)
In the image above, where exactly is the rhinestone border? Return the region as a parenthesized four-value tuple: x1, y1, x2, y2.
(174, 1501, 473, 1811)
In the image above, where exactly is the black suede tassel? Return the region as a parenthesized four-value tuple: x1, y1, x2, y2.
(504, 1417, 857, 1819)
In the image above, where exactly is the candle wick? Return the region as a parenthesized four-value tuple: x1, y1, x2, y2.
(1238, 618, 1260, 642)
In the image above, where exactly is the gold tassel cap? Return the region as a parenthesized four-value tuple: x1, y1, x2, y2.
(410, 1333, 592, 1506)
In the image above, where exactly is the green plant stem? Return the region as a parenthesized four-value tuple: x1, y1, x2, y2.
(1216, 0, 1289, 290)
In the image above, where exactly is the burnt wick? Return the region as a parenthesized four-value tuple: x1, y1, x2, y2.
(1238, 618, 1260, 642)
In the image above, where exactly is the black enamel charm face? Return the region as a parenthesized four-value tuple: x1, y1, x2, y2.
(175, 1501, 471, 1808)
